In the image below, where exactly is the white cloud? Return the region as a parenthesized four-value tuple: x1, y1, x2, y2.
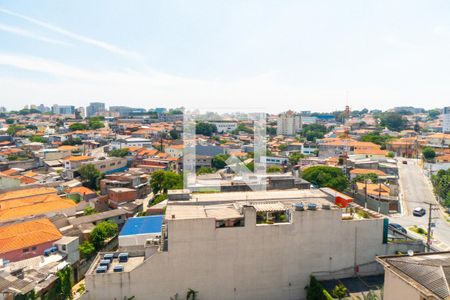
(0, 53, 446, 112)
(0, 23, 72, 46)
(0, 7, 141, 59)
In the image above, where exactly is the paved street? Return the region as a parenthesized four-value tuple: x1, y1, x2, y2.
(391, 158, 450, 250)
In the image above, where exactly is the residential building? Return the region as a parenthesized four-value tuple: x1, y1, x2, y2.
(209, 120, 238, 133)
(99, 170, 150, 198)
(86, 102, 106, 117)
(83, 189, 412, 300)
(0, 218, 62, 262)
(377, 251, 450, 300)
(443, 106, 450, 133)
(51, 105, 75, 115)
(118, 215, 163, 247)
(166, 144, 184, 158)
(111, 138, 152, 150)
(277, 110, 301, 136)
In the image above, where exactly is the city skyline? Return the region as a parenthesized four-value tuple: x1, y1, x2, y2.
(2, 1, 450, 112)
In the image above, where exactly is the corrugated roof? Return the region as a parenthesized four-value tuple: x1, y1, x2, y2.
(384, 253, 450, 299)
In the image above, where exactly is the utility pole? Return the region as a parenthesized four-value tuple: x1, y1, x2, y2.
(426, 202, 433, 252)
(426, 202, 438, 252)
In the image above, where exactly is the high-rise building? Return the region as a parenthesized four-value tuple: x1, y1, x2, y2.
(76, 107, 86, 118)
(37, 104, 50, 113)
(443, 106, 450, 133)
(52, 104, 75, 115)
(86, 102, 106, 117)
(276, 110, 301, 136)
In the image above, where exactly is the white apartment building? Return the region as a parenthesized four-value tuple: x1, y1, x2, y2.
(84, 189, 411, 300)
(209, 120, 238, 133)
(277, 110, 302, 136)
(443, 106, 450, 133)
(111, 138, 153, 150)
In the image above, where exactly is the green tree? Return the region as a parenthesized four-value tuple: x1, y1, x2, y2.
(289, 152, 304, 165)
(379, 112, 408, 131)
(88, 117, 105, 129)
(197, 166, 215, 175)
(232, 124, 253, 134)
(195, 122, 217, 136)
(109, 148, 130, 157)
(90, 220, 118, 250)
(84, 206, 97, 215)
(360, 131, 393, 149)
(29, 135, 45, 143)
(422, 147, 436, 161)
(150, 170, 183, 194)
(7, 154, 18, 161)
(267, 165, 283, 173)
(55, 266, 73, 300)
(62, 137, 83, 145)
(69, 123, 88, 131)
(78, 163, 102, 190)
(431, 169, 450, 207)
(79, 240, 95, 258)
(169, 129, 180, 139)
(353, 173, 378, 183)
(428, 109, 440, 120)
(6, 118, 14, 124)
(301, 124, 328, 142)
(331, 283, 347, 299)
(6, 125, 25, 136)
(387, 151, 395, 158)
(212, 154, 230, 169)
(301, 166, 349, 191)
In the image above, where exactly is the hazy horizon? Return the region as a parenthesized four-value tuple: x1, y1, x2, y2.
(1, 1, 450, 112)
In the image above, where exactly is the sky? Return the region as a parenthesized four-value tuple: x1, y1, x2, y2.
(0, 0, 450, 113)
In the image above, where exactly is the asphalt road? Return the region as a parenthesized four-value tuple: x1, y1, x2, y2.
(391, 158, 450, 250)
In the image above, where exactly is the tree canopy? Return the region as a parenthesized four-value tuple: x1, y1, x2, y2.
(379, 112, 408, 131)
(195, 122, 217, 136)
(78, 163, 102, 190)
(422, 147, 436, 161)
(301, 166, 349, 191)
(90, 220, 118, 250)
(150, 170, 183, 194)
(109, 148, 130, 157)
(301, 124, 328, 142)
(431, 169, 450, 207)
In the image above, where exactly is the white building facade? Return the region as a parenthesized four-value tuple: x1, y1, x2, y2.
(84, 189, 411, 300)
(277, 111, 302, 136)
(443, 106, 450, 133)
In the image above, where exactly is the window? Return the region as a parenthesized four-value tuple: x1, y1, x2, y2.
(62, 245, 66, 251)
(23, 248, 29, 253)
(31, 246, 37, 251)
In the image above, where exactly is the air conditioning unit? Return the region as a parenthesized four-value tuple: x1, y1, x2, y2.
(146, 238, 160, 246)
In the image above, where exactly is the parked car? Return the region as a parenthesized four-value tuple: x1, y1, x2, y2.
(402, 160, 407, 164)
(413, 207, 426, 217)
(389, 223, 407, 234)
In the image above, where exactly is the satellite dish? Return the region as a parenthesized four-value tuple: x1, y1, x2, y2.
(407, 249, 414, 256)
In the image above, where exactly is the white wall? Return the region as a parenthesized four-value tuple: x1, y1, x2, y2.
(383, 268, 421, 300)
(86, 207, 390, 300)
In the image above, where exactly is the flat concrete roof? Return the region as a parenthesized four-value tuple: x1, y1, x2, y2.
(174, 189, 333, 205)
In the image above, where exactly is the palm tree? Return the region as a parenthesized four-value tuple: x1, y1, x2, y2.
(186, 288, 198, 300)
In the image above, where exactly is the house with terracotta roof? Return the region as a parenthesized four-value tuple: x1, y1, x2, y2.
(350, 168, 387, 180)
(0, 190, 76, 223)
(166, 144, 184, 158)
(386, 138, 421, 158)
(63, 155, 94, 170)
(318, 138, 381, 158)
(0, 218, 62, 262)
